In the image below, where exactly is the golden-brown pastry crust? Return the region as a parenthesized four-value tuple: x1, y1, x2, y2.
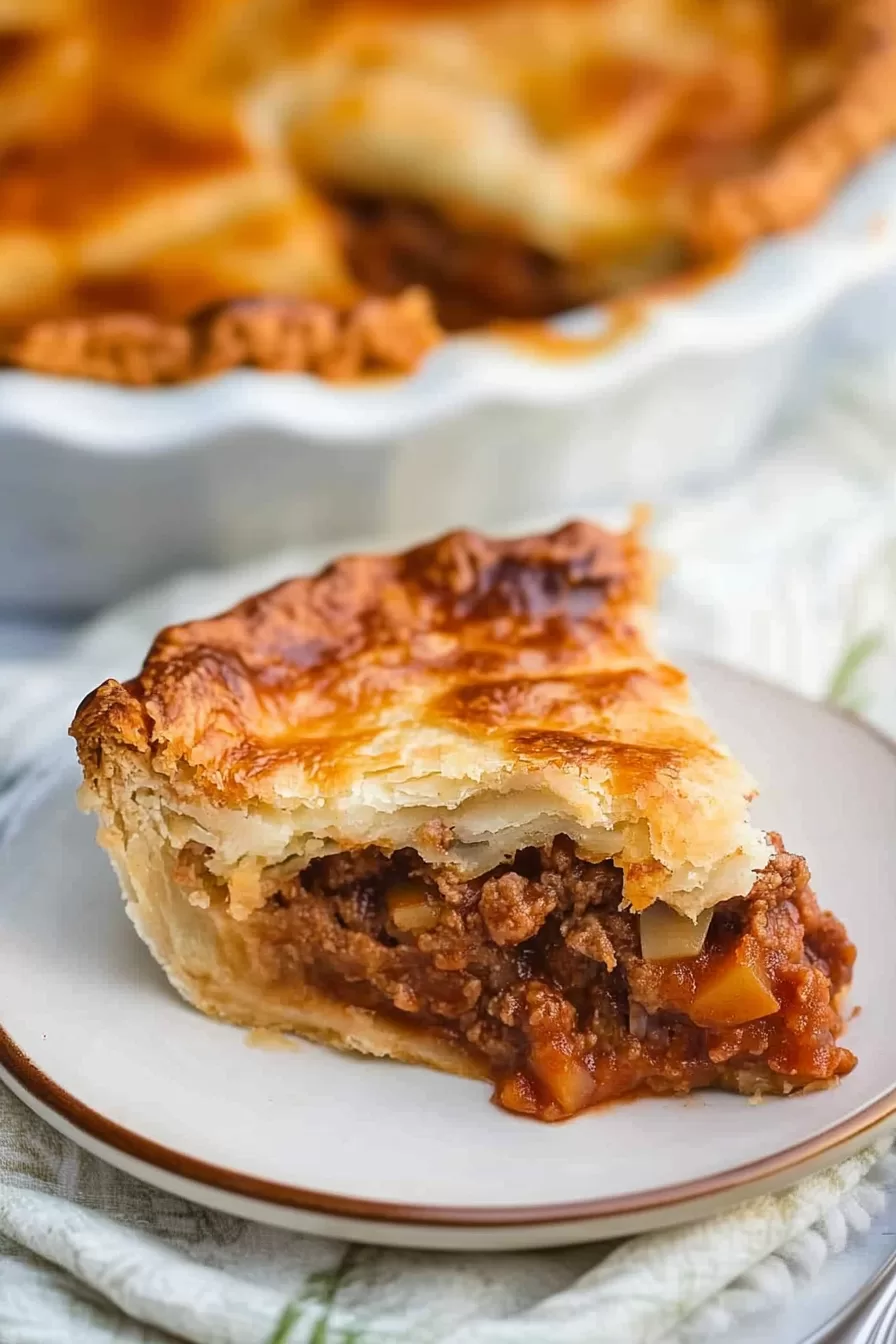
(0, 0, 894, 381)
(72, 520, 770, 919)
(696, 0, 896, 254)
(3, 287, 441, 385)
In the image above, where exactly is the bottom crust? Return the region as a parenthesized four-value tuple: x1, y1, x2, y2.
(190, 983, 490, 1083)
(103, 818, 489, 1082)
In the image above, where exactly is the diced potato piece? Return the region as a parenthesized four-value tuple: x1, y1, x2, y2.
(691, 954, 779, 1027)
(530, 1038, 596, 1114)
(497, 1072, 539, 1116)
(386, 882, 439, 933)
(640, 903, 712, 961)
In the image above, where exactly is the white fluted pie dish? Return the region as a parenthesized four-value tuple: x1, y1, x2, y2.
(2, 149, 896, 613)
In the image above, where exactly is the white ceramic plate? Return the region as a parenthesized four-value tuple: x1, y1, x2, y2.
(1, 658, 895, 1251)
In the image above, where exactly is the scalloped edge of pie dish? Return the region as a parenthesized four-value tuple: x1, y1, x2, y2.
(0, 147, 894, 455)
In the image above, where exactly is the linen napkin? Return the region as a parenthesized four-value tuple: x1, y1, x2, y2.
(2, 351, 896, 1344)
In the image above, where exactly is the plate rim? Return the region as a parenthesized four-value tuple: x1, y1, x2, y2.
(2, 661, 895, 1231)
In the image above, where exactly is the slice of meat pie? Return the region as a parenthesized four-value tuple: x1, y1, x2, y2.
(71, 521, 856, 1120)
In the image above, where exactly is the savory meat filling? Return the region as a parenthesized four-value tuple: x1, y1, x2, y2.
(339, 194, 687, 329)
(339, 194, 593, 330)
(178, 833, 855, 1121)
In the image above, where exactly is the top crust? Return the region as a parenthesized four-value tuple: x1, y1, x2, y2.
(72, 520, 770, 918)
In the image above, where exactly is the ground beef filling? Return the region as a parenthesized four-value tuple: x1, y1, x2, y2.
(338, 194, 690, 329)
(246, 834, 856, 1121)
(339, 194, 582, 330)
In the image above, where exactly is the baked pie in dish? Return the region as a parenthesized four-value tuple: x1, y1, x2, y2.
(2, 0, 895, 383)
(71, 520, 856, 1120)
